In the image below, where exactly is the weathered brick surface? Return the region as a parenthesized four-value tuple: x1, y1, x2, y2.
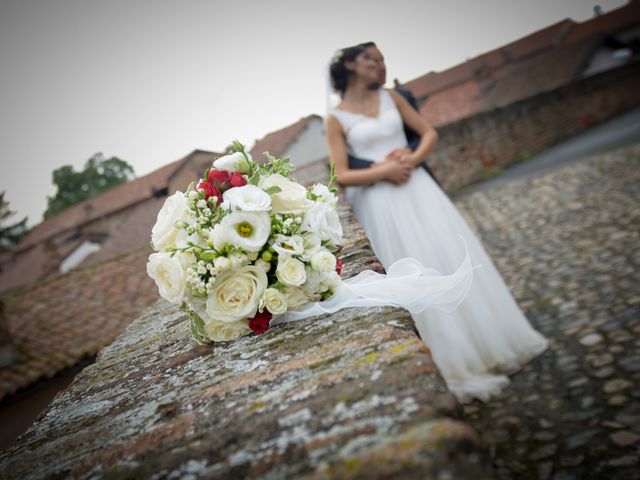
(0, 204, 491, 479)
(428, 63, 640, 191)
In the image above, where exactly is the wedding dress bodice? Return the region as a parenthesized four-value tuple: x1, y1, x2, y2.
(330, 89, 408, 162)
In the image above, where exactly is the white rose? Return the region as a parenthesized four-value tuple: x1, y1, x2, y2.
(262, 288, 287, 315)
(146, 252, 186, 303)
(206, 265, 268, 322)
(151, 191, 189, 251)
(302, 202, 343, 245)
(299, 231, 321, 261)
(205, 319, 251, 342)
(223, 184, 272, 212)
(255, 258, 271, 273)
(285, 287, 311, 311)
(323, 271, 341, 290)
(310, 250, 337, 273)
(276, 256, 307, 287)
(228, 251, 249, 268)
(214, 256, 232, 271)
(215, 211, 271, 252)
(311, 184, 337, 206)
(272, 234, 304, 256)
(213, 151, 252, 172)
(303, 267, 326, 295)
(259, 174, 312, 214)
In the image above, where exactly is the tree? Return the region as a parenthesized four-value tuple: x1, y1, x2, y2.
(0, 192, 29, 254)
(44, 153, 135, 218)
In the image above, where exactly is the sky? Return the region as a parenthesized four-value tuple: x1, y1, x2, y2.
(0, 0, 628, 226)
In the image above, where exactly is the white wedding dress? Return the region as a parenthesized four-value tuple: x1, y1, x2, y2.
(329, 89, 548, 402)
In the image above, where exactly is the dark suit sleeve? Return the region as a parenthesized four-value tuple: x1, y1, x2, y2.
(394, 86, 441, 187)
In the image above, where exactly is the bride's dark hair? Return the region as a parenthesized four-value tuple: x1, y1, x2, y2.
(329, 41, 376, 96)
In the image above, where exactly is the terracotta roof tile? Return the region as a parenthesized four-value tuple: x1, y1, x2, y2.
(249, 115, 321, 162)
(403, 2, 637, 125)
(17, 149, 216, 252)
(403, 20, 572, 101)
(86, 196, 165, 264)
(420, 37, 597, 126)
(563, 1, 640, 44)
(1, 246, 158, 401)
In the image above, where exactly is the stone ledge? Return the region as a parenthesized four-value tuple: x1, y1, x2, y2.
(0, 204, 492, 479)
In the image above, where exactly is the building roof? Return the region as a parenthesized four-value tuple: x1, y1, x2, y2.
(0, 246, 158, 402)
(249, 115, 321, 161)
(16, 149, 216, 253)
(402, 1, 640, 126)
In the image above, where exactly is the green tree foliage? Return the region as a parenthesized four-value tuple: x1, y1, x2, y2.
(0, 192, 29, 254)
(44, 153, 135, 218)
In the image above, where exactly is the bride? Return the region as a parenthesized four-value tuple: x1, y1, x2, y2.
(325, 42, 548, 403)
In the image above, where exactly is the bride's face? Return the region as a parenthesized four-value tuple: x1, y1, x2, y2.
(348, 47, 385, 86)
(367, 46, 386, 87)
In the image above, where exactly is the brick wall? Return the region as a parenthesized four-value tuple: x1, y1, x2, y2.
(427, 62, 640, 191)
(0, 204, 492, 479)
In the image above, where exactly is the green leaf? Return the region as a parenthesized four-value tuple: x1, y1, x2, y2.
(199, 250, 218, 261)
(264, 186, 282, 195)
(323, 242, 338, 253)
(248, 172, 261, 186)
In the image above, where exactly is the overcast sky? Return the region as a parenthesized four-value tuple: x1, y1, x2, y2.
(0, 0, 628, 225)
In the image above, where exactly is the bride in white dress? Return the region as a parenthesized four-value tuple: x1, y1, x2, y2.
(325, 43, 548, 403)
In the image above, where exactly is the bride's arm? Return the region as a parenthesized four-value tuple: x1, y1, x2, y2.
(388, 90, 439, 168)
(326, 115, 401, 186)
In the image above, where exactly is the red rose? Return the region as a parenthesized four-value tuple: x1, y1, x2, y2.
(336, 258, 343, 275)
(208, 169, 230, 186)
(197, 181, 214, 198)
(210, 185, 222, 204)
(249, 311, 272, 334)
(229, 172, 247, 188)
(197, 181, 222, 203)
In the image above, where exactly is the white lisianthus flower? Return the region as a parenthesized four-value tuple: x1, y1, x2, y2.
(255, 258, 271, 273)
(215, 211, 271, 252)
(272, 234, 304, 256)
(213, 151, 252, 172)
(204, 319, 251, 342)
(310, 250, 337, 273)
(151, 191, 189, 251)
(311, 184, 337, 206)
(222, 185, 272, 212)
(206, 265, 268, 322)
(262, 288, 287, 315)
(299, 231, 321, 261)
(259, 174, 312, 214)
(285, 287, 311, 311)
(302, 202, 343, 245)
(276, 256, 307, 287)
(146, 252, 186, 303)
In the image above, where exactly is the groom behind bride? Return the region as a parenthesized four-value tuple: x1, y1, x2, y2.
(347, 42, 441, 186)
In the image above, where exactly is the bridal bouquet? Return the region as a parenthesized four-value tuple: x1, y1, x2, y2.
(147, 141, 344, 344)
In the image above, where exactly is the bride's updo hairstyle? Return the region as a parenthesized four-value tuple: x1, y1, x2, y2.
(329, 42, 373, 96)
